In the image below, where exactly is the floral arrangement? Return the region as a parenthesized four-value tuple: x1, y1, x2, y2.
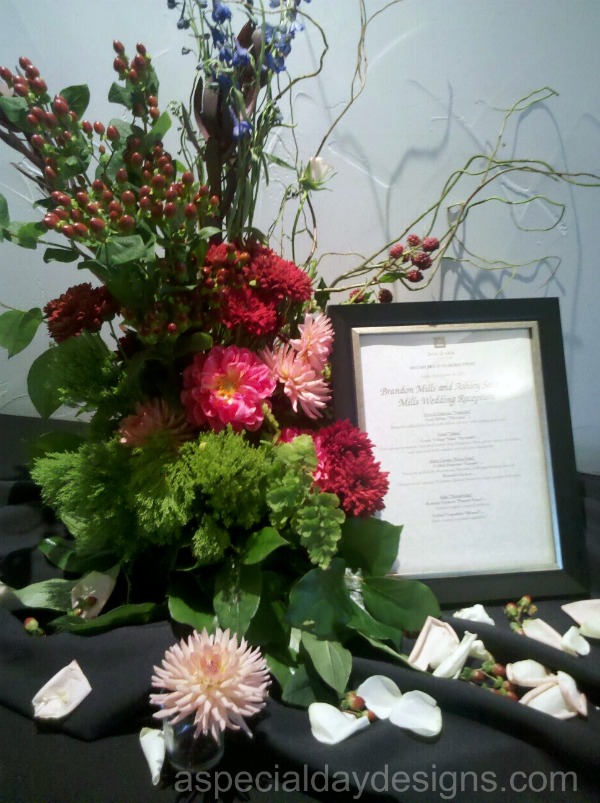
(1, 0, 599, 729)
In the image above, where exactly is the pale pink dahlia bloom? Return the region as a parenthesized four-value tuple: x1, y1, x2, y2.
(289, 312, 334, 372)
(261, 344, 331, 419)
(181, 345, 276, 432)
(150, 628, 270, 741)
(118, 399, 193, 448)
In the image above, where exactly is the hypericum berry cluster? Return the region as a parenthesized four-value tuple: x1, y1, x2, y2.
(460, 661, 519, 701)
(341, 690, 377, 721)
(388, 233, 440, 284)
(504, 595, 538, 634)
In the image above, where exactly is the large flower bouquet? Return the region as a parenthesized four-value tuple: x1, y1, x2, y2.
(1, 1, 597, 709)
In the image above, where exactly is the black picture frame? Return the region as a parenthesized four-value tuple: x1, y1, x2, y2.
(328, 298, 588, 605)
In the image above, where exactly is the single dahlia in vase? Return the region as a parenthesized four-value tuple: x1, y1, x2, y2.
(150, 628, 270, 741)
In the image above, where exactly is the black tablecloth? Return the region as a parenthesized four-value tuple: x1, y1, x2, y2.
(1, 474, 599, 803)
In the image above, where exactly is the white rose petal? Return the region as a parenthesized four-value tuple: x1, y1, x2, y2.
(356, 675, 402, 719)
(561, 599, 600, 639)
(520, 672, 587, 720)
(70, 570, 116, 619)
(433, 632, 478, 679)
(389, 690, 443, 738)
(579, 619, 600, 639)
(506, 659, 555, 688)
(306, 156, 334, 185)
(469, 639, 493, 662)
(308, 703, 369, 745)
(407, 616, 459, 671)
(556, 671, 588, 717)
(139, 727, 166, 786)
(32, 660, 92, 719)
(453, 604, 495, 626)
(521, 618, 564, 650)
(561, 626, 590, 656)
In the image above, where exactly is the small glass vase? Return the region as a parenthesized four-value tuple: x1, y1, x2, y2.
(163, 715, 224, 773)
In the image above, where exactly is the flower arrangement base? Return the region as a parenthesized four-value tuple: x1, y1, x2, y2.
(162, 716, 224, 773)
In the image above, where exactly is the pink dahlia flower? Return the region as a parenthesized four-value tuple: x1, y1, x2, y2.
(289, 312, 334, 373)
(181, 345, 276, 432)
(150, 628, 270, 741)
(118, 399, 193, 448)
(261, 344, 331, 419)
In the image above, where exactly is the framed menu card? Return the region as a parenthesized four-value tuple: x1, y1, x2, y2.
(329, 299, 587, 604)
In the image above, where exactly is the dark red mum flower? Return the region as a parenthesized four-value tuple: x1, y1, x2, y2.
(44, 282, 118, 342)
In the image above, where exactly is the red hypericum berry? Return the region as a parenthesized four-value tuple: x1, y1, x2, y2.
(406, 233, 421, 247)
(505, 691, 519, 702)
(108, 200, 123, 216)
(0, 66, 13, 83)
(422, 236, 439, 252)
(389, 242, 404, 260)
(152, 174, 166, 191)
(81, 120, 93, 135)
(118, 214, 135, 233)
(113, 40, 125, 54)
(366, 710, 378, 722)
(147, 95, 158, 108)
(106, 125, 120, 142)
(165, 184, 180, 200)
(184, 203, 198, 220)
(23, 617, 40, 633)
(73, 222, 89, 237)
(25, 65, 40, 80)
(30, 133, 45, 150)
(61, 224, 74, 238)
(378, 288, 393, 303)
(113, 57, 128, 74)
(209, 195, 219, 207)
(43, 213, 59, 229)
(44, 112, 58, 129)
(150, 202, 164, 219)
(492, 664, 506, 678)
(128, 68, 139, 84)
(92, 179, 105, 194)
(181, 171, 194, 187)
(116, 167, 128, 183)
(411, 252, 432, 269)
(69, 110, 78, 123)
(121, 190, 136, 207)
(133, 54, 147, 71)
(75, 191, 89, 207)
(98, 144, 106, 155)
(136, 43, 147, 56)
(86, 202, 99, 215)
(102, 189, 114, 204)
(52, 95, 70, 116)
(406, 269, 423, 283)
(70, 208, 83, 223)
(138, 184, 151, 197)
(139, 196, 152, 211)
(30, 76, 48, 94)
(130, 151, 143, 168)
(471, 669, 486, 684)
(164, 201, 178, 218)
(18, 56, 33, 70)
(167, 322, 178, 334)
(149, 107, 161, 121)
(89, 217, 106, 235)
(93, 121, 105, 135)
(26, 112, 40, 127)
(13, 82, 29, 97)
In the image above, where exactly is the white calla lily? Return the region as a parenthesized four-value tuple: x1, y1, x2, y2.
(433, 631, 478, 679)
(139, 727, 166, 786)
(453, 604, 495, 626)
(388, 690, 443, 738)
(407, 616, 459, 671)
(308, 702, 370, 744)
(356, 675, 402, 719)
(521, 618, 564, 650)
(520, 671, 587, 720)
(32, 659, 92, 719)
(561, 599, 600, 639)
(70, 570, 116, 619)
(506, 659, 555, 688)
(561, 626, 590, 656)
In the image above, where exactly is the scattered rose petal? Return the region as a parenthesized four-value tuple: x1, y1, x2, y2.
(520, 671, 587, 720)
(561, 626, 590, 656)
(70, 570, 116, 619)
(32, 660, 92, 719)
(139, 727, 166, 786)
(521, 618, 564, 650)
(469, 639, 493, 662)
(561, 599, 600, 639)
(506, 659, 555, 688)
(407, 616, 460, 671)
(433, 632, 478, 679)
(356, 675, 402, 719)
(389, 690, 443, 738)
(453, 604, 495, 626)
(308, 703, 369, 744)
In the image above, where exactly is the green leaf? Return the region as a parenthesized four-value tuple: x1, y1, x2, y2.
(346, 599, 403, 649)
(167, 574, 216, 632)
(27, 429, 87, 462)
(0, 95, 28, 124)
(172, 331, 213, 357)
(97, 235, 147, 266)
(150, 110, 171, 139)
(339, 517, 402, 577)
(27, 348, 62, 418)
(50, 602, 165, 634)
(7, 221, 46, 248)
(287, 558, 352, 638)
(281, 664, 338, 708)
(37, 536, 115, 575)
(362, 577, 440, 633)
(300, 632, 352, 694)
(2, 578, 77, 611)
(240, 527, 288, 565)
(108, 81, 133, 109)
(197, 226, 222, 240)
(292, 492, 345, 569)
(0, 307, 43, 357)
(264, 650, 294, 689)
(213, 562, 262, 636)
(43, 247, 79, 264)
(0, 192, 9, 230)
(244, 572, 290, 647)
(60, 84, 90, 118)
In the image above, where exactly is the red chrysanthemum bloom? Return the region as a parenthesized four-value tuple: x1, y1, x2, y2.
(44, 282, 118, 343)
(221, 286, 279, 337)
(181, 345, 276, 432)
(246, 242, 313, 303)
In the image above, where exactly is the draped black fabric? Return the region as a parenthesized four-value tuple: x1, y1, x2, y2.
(1, 475, 599, 802)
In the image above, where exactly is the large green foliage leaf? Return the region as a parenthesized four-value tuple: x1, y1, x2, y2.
(38, 536, 114, 575)
(0, 95, 28, 124)
(1, 578, 76, 611)
(362, 577, 440, 633)
(167, 574, 216, 632)
(300, 632, 352, 694)
(213, 562, 262, 635)
(0, 192, 9, 234)
(50, 602, 165, 634)
(96, 235, 148, 266)
(339, 517, 402, 577)
(240, 527, 288, 565)
(43, 247, 79, 264)
(27, 348, 62, 418)
(287, 558, 353, 638)
(5, 221, 46, 248)
(60, 84, 90, 118)
(346, 599, 403, 649)
(281, 664, 338, 708)
(0, 307, 43, 357)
